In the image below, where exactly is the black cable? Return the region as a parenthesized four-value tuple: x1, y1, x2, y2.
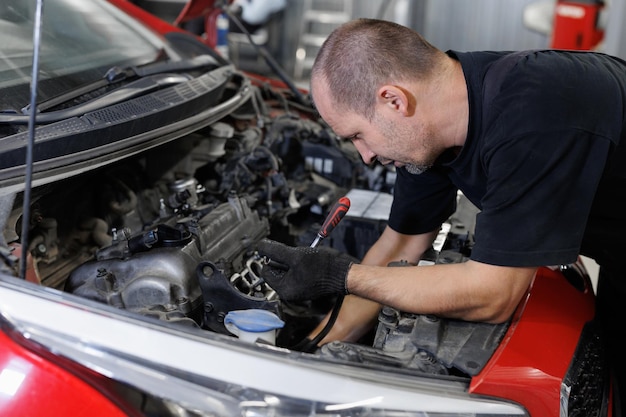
(292, 295, 344, 353)
(222, 5, 310, 108)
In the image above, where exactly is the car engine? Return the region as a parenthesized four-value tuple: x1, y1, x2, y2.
(1, 82, 507, 380)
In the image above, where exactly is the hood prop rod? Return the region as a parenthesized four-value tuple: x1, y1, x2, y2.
(20, 0, 44, 280)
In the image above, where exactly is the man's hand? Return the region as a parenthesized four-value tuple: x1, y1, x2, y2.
(257, 239, 357, 301)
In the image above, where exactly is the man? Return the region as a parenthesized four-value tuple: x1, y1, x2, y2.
(258, 18, 626, 410)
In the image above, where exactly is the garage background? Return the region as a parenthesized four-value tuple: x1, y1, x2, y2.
(136, 0, 625, 86)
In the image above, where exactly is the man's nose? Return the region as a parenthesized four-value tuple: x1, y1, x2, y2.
(353, 141, 376, 164)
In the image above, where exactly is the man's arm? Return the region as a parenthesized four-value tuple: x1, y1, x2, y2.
(348, 256, 536, 324)
(310, 225, 537, 346)
(262, 225, 537, 344)
(309, 226, 440, 344)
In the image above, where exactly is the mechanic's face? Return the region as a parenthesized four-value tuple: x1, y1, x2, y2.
(312, 79, 443, 174)
(370, 110, 440, 174)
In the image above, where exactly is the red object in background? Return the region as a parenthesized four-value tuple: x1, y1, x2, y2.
(550, 0, 605, 50)
(174, 0, 223, 48)
(108, 0, 225, 48)
(108, 0, 190, 38)
(173, 0, 234, 50)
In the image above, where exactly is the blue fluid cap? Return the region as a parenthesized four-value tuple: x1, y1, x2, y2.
(225, 309, 285, 333)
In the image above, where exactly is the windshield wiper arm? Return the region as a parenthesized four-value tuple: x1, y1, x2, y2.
(0, 73, 191, 125)
(6, 54, 219, 120)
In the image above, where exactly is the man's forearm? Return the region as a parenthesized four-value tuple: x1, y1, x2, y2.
(346, 260, 536, 323)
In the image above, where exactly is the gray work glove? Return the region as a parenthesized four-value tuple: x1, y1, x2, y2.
(257, 239, 357, 301)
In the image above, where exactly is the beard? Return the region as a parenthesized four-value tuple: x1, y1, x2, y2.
(404, 163, 432, 175)
(372, 112, 441, 175)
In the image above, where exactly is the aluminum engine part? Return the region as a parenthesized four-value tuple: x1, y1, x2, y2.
(65, 195, 269, 325)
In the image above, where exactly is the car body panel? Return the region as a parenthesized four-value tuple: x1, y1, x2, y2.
(0, 328, 128, 417)
(471, 264, 596, 415)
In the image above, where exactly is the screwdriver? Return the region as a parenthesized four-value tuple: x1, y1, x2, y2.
(257, 196, 351, 284)
(310, 196, 351, 248)
(295, 195, 351, 351)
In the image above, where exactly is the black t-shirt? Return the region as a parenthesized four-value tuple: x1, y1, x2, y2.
(388, 50, 626, 268)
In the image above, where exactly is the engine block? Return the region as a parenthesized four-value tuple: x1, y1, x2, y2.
(65, 194, 269, 325)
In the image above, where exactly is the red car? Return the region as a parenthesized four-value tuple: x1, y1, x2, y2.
(0, 0, 613, 415)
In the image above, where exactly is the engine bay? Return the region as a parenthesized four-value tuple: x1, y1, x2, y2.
(0, 82, 508, 380)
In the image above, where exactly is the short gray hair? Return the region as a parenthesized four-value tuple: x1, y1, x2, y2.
(311, 18, 444, 120)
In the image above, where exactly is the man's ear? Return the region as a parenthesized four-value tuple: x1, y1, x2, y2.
(376, 85, 414, 116)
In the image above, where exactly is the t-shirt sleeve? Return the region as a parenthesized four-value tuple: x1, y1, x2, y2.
(388, 167, 458, 235)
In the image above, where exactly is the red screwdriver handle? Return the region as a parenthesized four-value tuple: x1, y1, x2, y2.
(318, 196, 350, 239)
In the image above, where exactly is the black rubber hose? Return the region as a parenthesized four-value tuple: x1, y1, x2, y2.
(292, 295, 344, 353)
